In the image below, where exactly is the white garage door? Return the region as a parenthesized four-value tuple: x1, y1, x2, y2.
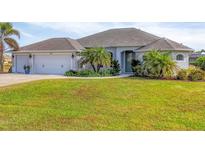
(16, 55, 29, 73)
(34, 55, 72, 74)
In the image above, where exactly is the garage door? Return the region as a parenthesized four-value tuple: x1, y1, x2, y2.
(34, 55, 71, 74)
(16, 55, 29, 73)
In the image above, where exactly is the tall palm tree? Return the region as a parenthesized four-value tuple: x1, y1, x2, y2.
(0, 22, 20, 72)
(80, 47, 111, 72)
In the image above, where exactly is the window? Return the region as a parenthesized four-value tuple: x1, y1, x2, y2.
(176, 54, 184, 61)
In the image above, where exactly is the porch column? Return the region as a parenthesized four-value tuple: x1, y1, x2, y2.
(116, 48, 124, 73)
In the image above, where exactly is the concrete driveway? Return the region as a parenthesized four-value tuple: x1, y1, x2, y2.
(0, 73, 132, 87)
(0, 73, 67, 87)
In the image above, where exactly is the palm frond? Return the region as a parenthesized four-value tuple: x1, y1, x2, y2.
(4, 38, 19, 51)
(5, 29, 20, 39)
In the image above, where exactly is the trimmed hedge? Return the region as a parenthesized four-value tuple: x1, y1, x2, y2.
(65, 69, 113, 77)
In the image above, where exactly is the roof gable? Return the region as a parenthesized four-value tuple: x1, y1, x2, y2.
(137, 38, 193, 52)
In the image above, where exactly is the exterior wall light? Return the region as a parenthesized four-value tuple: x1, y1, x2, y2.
(72, 53, 75, 58)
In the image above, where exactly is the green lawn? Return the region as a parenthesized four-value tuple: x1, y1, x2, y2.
(0, 78, 205, 130)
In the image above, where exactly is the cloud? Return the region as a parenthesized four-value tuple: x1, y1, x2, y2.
(29, 22, 109, 37)
(29, 22, 145, 37)
(19, 29, 34, 38)
(28, 22, 205, 50)
(135, 23, 205, 50)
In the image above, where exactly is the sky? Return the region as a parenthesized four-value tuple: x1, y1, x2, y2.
(12, 22, 205, 51)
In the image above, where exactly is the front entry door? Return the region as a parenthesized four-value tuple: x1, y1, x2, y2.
(125, 51, 134, 72)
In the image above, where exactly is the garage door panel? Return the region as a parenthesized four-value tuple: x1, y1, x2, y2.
(34, 55, 71, 74)
(16, 55, 29, 73)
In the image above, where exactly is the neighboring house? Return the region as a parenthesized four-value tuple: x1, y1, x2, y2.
(189, 51, 205, 63)
(3, 54, 11, 64)
(12, 28, 193, 74)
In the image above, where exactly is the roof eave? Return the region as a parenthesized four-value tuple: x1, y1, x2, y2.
(13, 49, 82, 54)
(136, 49, 194, 52)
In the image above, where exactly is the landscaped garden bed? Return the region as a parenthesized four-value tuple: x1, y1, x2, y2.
(65, 69, 115, 77)
(131, 50, 205, 81)
(65, 47, 121, 77)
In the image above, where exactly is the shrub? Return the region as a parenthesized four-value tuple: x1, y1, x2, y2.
(111, 60, 120, 75)
(131, 59, 143, 76)
(131, 59, 141, 71)
(65, 69, 113, 77)
(99, 69, 112, 76)
(64, 70, 78, 76)
(187, 67, 205, 81)
(133, 65, 143, 76)
(194, 56, 205, 70)
(23, 65, 31, 71)
(177, 69, 188, 80)
(77, 70, 100, 77)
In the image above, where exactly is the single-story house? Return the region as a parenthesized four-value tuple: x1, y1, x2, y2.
(12, 28, 193, 74)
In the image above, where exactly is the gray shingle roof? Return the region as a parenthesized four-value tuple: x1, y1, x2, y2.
(137, 38, 193, 52)
(20, 38, 84, 51)
(18, 28, 193, 53)
(77, 28, 160, 47)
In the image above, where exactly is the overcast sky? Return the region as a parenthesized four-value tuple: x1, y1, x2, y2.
(13, 22, 205, 51)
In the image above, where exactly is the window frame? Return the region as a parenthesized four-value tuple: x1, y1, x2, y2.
(176, 54, 184, 61)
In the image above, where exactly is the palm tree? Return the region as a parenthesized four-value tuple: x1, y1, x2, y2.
(0, 22, 20, 72)
(80, 47, 111, 72)
(143, 50, 177, 78)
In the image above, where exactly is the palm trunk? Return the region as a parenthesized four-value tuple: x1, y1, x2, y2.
(0, 42, 3, 72)
(90, 63, 96, 72)
(97, 65, 101, 73)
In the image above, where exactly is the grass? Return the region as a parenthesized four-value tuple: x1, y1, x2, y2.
(0, 77, 205, 130)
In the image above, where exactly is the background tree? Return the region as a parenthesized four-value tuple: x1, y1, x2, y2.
(194, 56, 205, 70)
(80, 47, 111, 72)
(0, 22, 20, 72)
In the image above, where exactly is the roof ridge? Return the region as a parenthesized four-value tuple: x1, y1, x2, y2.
(144, 37, 162, 47)
(64, 38, 75, 48)
(76, 27, 160, 45)
(163, 38, 176, 50)
(77, 28, 141, 40)
(65, 38, 80, 50)
(65, 38, 84, 50)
